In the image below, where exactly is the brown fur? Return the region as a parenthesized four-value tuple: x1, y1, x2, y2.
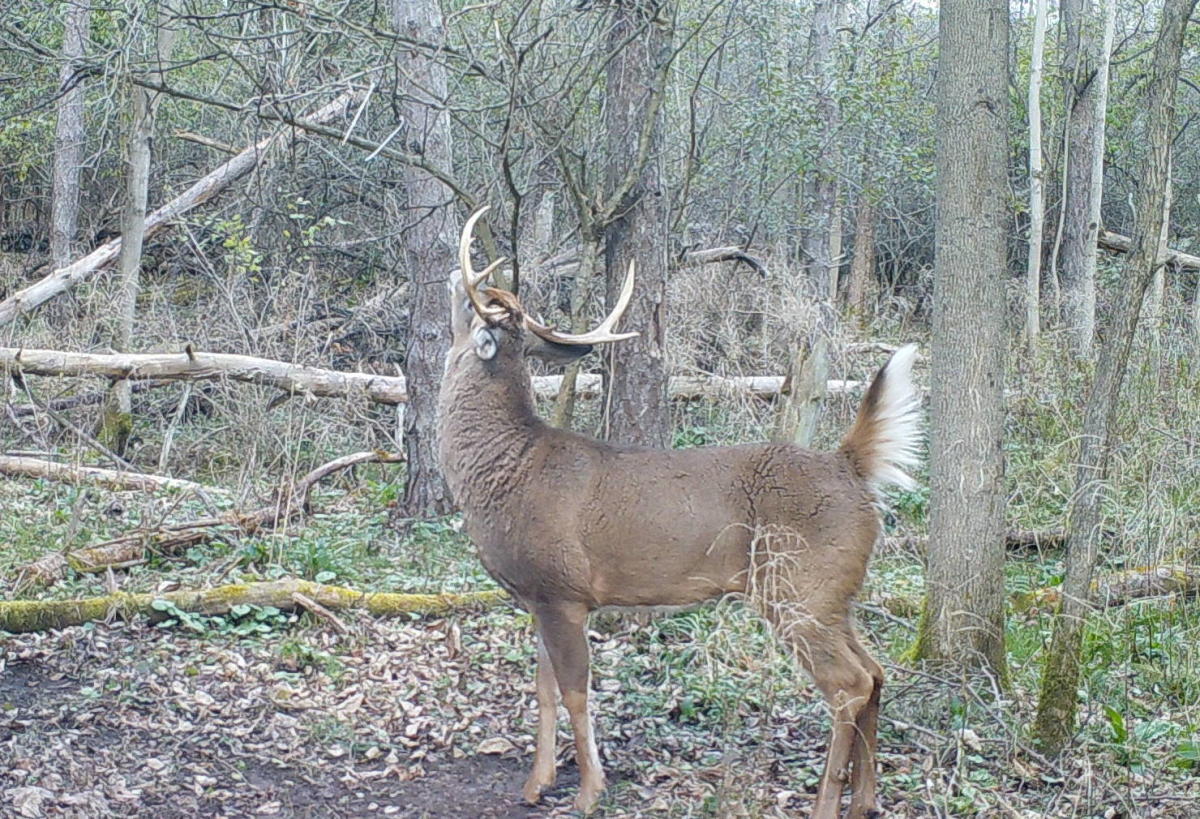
(437, 275, 912, 817)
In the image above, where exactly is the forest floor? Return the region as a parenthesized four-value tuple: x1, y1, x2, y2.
(2, 477, 1197, 818)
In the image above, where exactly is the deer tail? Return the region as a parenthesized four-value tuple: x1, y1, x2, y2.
(839, 344, 922, 492)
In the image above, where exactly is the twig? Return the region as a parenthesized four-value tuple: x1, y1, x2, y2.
(292, 591, 351, 635)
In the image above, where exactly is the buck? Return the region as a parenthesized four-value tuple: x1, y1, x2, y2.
(437, 208, 921, 818)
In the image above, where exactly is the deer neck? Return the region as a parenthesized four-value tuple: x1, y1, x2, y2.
(438, 345, 541, 510)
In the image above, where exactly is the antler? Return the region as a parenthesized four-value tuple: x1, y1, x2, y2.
(459, 206, 507, 322)
(458, 204, 639, 345)
(523, 261, 639, 346)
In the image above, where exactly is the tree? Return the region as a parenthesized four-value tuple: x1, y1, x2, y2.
(783, 0, 846, 448)
(1058, 0, 1116, 358)
(1024, 0, 1049, 349)
(99, 1, 178, 454)
(389, 0, 456, 519)
(912, 0, 1009, 676)
(1034, 0, 1197, 754)
(49, 0, 90, 272)
(600, 1, 674, 448)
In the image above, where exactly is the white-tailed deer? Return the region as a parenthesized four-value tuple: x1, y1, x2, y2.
(437, 208, 921, 818)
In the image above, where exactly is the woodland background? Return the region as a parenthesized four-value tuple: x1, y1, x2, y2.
(0, 0, 1199, 816)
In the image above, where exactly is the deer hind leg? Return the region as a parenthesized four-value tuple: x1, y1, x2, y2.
(523, 630, 560, 804)
(845, 629, 884, 819)
(534, 602, 606, 814)
(777, 619, 876, 819)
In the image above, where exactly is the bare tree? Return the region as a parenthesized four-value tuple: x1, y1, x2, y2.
(600, 1, 675, 448)
(913, 0, 1009, 675)
(389, 0, 456, 518)
(99, 2, 178, 454)
(1025, 0, 1049, 349)
(1033, 0, 1197, 754)
(782, 0, 847, 448)
(49, 0, 90, 272)
(1058, 0, 1116, 357)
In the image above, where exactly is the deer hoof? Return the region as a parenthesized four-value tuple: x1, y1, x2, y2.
(522, 772, 554, 804)
(573, 780, 605, 814)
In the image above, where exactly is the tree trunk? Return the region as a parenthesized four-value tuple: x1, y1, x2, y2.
(99, 5, 178, 454)
(390, 0, 456, 519)
(913, 0, 1009, 677)
(1141, 160, 1172, 326)
(846, 187, 877, 321)
(1033, 0, 1195, 754)
(800, 0, 845, 303)
(601, 1, 673, 448)
(1058, 0, 1116, 358)
(1025, 0, 1049, 349)
(49, 1, 90, 272)
(792, 0, 845, 442)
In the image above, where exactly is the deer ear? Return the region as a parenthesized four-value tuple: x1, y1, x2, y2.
(472, 326, 498, 360)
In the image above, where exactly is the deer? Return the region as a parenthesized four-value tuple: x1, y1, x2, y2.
(436, 207, 921, 818)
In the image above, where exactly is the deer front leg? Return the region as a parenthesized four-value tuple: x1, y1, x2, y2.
(523, 631, 559, 804)
(536, 603, 606, 814)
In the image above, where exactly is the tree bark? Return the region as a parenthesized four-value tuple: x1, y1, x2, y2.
(1025, 0, 1049, 349)
(390, 0, 456, 519)
(800, 0, 846, 303)
(99, 3, 178, 454)
(1058, 0, 1115, 358)
(846, 188, 877, 321)
(1033, 0, 1196, 755)
(914, 0, 1009, 677)
(49, 1, 90, 272)
(0, 94, 358, 327)
(601, 1, 673, 448)
(1141, 160, 1172, 326)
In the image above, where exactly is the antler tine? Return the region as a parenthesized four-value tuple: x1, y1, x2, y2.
(524, 261, 640, 346)
(459, 206, 507, 321)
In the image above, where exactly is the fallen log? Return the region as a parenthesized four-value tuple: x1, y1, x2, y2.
(0, 346, 411, 403)
(14, 450, 403, 590)
(880, 530, 1077, 555)
(0, 92, 359, 327)
(0, 578, 509, 633)
(1098, 229, 1200, 270)
(1, 347, 863, 404)
(1011, 565, 1200, 613)
(0, 455, 225, 496)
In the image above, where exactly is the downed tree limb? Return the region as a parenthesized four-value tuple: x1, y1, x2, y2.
(681, 246, 768, 277)
(1, 346, 411, 403)
(880, 530, 1095, 555)
(876, 565, 1200, 620)
(1, 347, 863, 404)
(1011, 565, 1200, 612)
(0, 92, 359, 327)
(0, 578, 510, 633)
(14, 449, 403, 590)
(7, 379, 172, 417)
(1098, 229, 1200, 270)
(0, 455, 226, 496)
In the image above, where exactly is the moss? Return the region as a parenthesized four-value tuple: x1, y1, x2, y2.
(0, 581, 510, 634)
(97, 406, 133, 454)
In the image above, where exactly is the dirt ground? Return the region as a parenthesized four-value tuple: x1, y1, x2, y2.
(2, 609, 1196, 818)
(0, 615, 599, 819)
